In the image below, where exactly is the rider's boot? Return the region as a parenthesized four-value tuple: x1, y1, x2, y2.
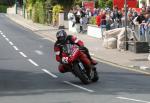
(91, 59, 98, 65)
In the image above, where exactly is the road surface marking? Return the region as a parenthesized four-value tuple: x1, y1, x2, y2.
(35, 50, 43, 55)
(13, 46, 19, 51)
(42, 69, 58, 78)
(117, 97, 150, 103)
(28, 59, 39, 66)
(5, 38, 9, 41)
(63, 81, 95, 93)
(2, 34, 6, 37)
(41, 37, 55, 43)
(41, 37, 50, 40)
(9, 41, 14, 45)
(19, 52, 27, 58)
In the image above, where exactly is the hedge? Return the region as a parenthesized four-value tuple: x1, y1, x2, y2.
(0, 5, 8, 13)
(32, 1, 45, 24)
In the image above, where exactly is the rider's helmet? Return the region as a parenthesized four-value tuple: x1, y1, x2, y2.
(56, 30, 67, 43)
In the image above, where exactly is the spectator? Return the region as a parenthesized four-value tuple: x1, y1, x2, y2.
(106, 11, 112, 30)
(146, 5, 150, 13)
(74, 8, 80, 24)
(93, 8, 98, 16)
(96, 12, 101, 27)
(85, 8, 92, 24)
(141, 13, 150, 35)
(136, 12, 146, 24)
(100, 11, 107, 37)
(68, 8, 76, 27)
(101, 11, 106, 27)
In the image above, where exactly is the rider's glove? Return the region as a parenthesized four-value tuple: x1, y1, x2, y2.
(62, 57, 73, 64)
(62, 57, 69, 64)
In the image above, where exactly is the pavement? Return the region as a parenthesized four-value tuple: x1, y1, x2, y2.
(5, 14, 150, 74)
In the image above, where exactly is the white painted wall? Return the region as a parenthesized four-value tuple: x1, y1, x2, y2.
(87, 25, 103, 38)
(7, 5, 16, 14)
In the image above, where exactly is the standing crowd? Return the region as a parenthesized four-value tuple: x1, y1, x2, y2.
(67, 5, 150, 41)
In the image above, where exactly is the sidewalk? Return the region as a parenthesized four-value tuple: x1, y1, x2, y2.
(6, 14, 150, 74)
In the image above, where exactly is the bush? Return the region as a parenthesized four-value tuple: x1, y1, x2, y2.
(32, 2, 39, 23)
(0, 5, 8, 13)
(32, 1, 45, 24)
(52, 5, 63, 25)
(89, 17, 96, 25)
(38, 2, 45, 24)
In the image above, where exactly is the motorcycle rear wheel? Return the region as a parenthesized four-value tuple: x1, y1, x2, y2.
(91, 67, 99, 82)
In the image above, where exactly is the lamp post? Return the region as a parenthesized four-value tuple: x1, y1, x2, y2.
(15, 0, 18, 14)
(124, 0, 128, 50)
(23, 0, 26, 18)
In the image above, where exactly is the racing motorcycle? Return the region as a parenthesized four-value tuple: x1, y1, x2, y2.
(63, 44, 99, 84)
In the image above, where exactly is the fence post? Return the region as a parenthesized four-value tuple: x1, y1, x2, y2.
(58, 12, 65, 29)
(15, 0, 18, 14)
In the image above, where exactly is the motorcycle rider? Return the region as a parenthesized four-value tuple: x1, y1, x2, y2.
(54, 30, 97, 75)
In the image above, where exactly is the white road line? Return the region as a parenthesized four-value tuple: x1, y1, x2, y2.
(64, 81, 95, 93)
(41, 37, 50, 40)
(13, 46, 19, 51)
(41, 37, 55, 43)
(0, 32, 3, 35)
(9, 41, 14, 45)
(2, 34, 6, 37)
(35, 50, 43, 55)
(42, 69, 58, 78)
(5, 38, 9, 41)
(19, 52, 27, 58)
(117, 97, 150, 103)
(28, 59, 39, 66)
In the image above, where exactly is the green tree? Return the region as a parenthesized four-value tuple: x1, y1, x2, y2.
(32, 1, 45, 24)
(52, 4, 63, 25)
(45, 0, 58, 5)
(105, 0, 113, 9)
(98, 0, 113, 9)
(45, 0, 83, 11)
(98, 0, 106, 8)
(74, 0, 82, 6)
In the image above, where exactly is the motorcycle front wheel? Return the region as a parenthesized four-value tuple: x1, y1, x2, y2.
(72, 63, 90, 84)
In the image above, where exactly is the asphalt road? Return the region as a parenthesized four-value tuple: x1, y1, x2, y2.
(0, 13, 150, 103)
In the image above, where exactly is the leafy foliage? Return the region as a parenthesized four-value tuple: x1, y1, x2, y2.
(25, 0, 114, 24)
(89, 16, 96, 25)
(52, 4, 63, 25)
(98, 0, 113, 9)
(0, 5, 8, 13)
(105, 0, 113, 8)
(32, 1, 45, 24)
(0, 0, 14, 6)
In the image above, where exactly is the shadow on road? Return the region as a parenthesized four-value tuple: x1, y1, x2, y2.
(88, 71, 150, 95)
(0, 65, 150, 97)
(0, 69, 75, 97)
